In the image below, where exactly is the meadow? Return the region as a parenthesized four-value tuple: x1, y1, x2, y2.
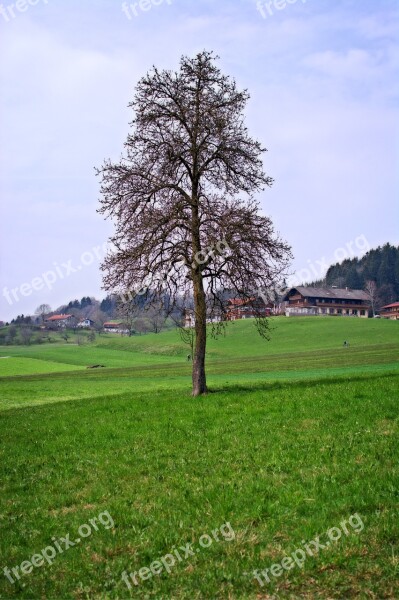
(0, 317, 398, 598)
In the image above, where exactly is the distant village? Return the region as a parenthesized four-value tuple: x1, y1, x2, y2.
(1, 243, 398, 339)
(1, 285, 397, 344)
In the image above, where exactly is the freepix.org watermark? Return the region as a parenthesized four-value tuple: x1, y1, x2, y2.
(0, 0, 49, 23)
(2, 241, 112, 306)
(254, 234, 371, 306)
(118, 238, 232, 302)
(249, 513, 364, 587)
(256, 0, 306, 19)
(290, 234, 370, 287)
(121, 521, 235, 588)
(122, 0, 172, 20)
(2, 237, 231, 308)
(3, 510, 114, 585)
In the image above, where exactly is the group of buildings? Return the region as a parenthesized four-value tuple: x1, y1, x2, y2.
(184, 286, 399, 326)
(42, 315, 129, 334)
(34, 286, 399, 332)
(44, 315, 95, 329)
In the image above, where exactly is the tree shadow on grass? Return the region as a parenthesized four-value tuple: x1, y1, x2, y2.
(206, 371, 399, 396)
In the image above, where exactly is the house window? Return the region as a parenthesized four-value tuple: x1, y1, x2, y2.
(337, 309, 342, 314)
(353, 309, 358, 315)
(360, 310, 365, 316)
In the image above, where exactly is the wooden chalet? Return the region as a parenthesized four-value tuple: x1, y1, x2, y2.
(283, 287, 371, 318)
(226, 297, 272, 321)
(379, 302, 399, 320)
(103, 321, 128, 333)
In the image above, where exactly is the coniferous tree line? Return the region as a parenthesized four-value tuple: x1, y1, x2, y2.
(309, 243, 399, 308)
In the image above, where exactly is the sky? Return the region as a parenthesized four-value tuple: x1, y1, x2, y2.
(0, 0, 398, 321)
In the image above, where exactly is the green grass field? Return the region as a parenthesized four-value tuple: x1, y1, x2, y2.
(0, 317, 398, 598)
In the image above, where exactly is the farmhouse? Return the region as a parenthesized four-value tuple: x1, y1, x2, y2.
(379, 302, 399, 320)
(184, 297, 273, 327)
(184, 309, 222, 328)
(103, 321, 128, 333)
(226, 297, 272, 320)
(283, 287, 371, 317)
(184, 310, 195, 328)
(44, 314, 75, 328)
(77, 319, 95, 329)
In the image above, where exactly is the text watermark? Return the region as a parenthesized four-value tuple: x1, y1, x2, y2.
(0, 0, 49, 23)
(122, 0, 172, 20)
(256, 0, 307, 20)
(121, 521, 235, 588)
(248, 513, 364, 587)
(3, 510, 114, 585)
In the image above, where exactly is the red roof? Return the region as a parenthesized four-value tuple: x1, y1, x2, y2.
(381, 302, 399, 309)
(46, 314, 73, 321)
(228, 298, 255, 306)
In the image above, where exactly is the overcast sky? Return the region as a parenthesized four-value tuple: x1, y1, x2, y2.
(1, 0, 398, 321)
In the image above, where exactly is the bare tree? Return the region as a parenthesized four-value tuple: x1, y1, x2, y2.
(365, 280, 379, 317)
(116, 297, 140, 336)
(20, 326, 33, 346)
(8, 325, 17, 343)
(97, 51, 291, 396)
(146, 301, 167, 334)
(134, 318, 148, 336)
(35, 304, 51, 324)
(172, 312, 195, 359)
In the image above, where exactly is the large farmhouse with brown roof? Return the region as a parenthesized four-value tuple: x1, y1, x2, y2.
(283, 287, 371, 318)
(379, 302, 399, 320)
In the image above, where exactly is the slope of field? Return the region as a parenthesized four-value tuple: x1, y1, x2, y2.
(0, 317, 398, 598)
(0, 356, 85, 377)
(0, 318, 398, 412)
(96, 316, 399, 357)
(0, 344, 176, 368)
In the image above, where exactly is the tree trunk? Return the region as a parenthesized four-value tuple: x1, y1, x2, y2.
(192, 271, 207, 396)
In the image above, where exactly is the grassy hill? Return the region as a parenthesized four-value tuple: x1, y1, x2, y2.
(0, 318, 397, 411)
(0, 317, 398, 598)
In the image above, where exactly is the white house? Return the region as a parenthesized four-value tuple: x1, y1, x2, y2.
(77, 319, 95, 329)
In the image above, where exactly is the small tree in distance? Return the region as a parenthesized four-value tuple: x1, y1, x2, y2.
(365, 280, 379, 317)
(147, 301, 167, 334)
(172, 313, 195, 360)
(35, 304, 51, 324)
(20, 326, 33, 346)
(117, 297, 140, 336)
(97, 51, 291, 396)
